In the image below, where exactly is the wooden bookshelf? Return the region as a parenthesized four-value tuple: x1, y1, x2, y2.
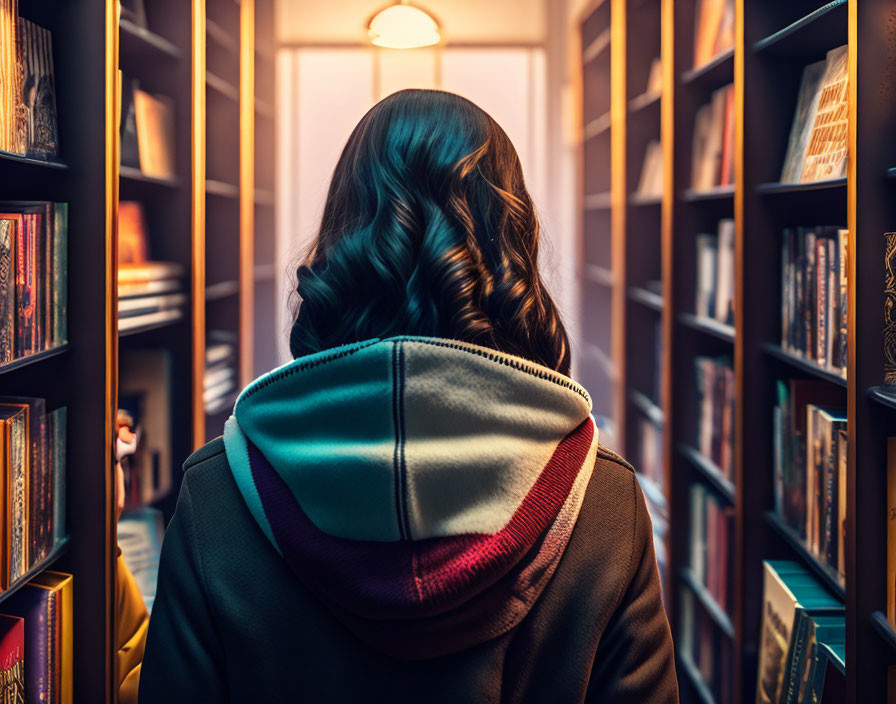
(578, 0, 896, 702)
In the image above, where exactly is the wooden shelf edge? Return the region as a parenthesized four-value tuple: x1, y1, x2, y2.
(207, 71, 239, 102)
(629, 192, 663, 206)
(120, 165, 180, 188)
(118, 315, 185, 338)
(206, 18, 238, 54)
(752, 0, 847, 54)
(0, 344, 70, 376)
(681, 184, 735, 202)
(679, 567, 735, 639)
(761, 343, 847, 387)
(678, 312, 735, 343)
(584, 192, 612, 210)
(0, 149, 66, 170)
(681, 48, 734, 85)
(756, 177, 847, 194)
(584, 263, 615, 287)
(206, 280, 240, 301)
(763, 511, 845, 600)
(0, 538, 69, 607)
(206, 179, 240, 198)
(871, 611, 896, 650)
(678, 443, 735, 503)
(583, 27, 611, 63)
(119, 18, 182, 60)
(629, 389, 664, 427)
(868, 385, 896, 410)
(628, 90, 661, 114)
(678, 652, 717, 704)
(627, 286, 664, 312)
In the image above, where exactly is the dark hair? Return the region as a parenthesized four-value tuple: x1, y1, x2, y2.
(289, 88, 571, 375)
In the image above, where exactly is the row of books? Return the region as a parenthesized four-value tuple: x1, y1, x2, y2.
(695, 218, 735, 326)
(0, 4, 59, 159)
(756, 561, 844, 704)
(780, 226, 848, 377)
(121, 76, 175, 180)
(691, 83, 734, 191)
(0, 203, 67, 364)
(679, 588, 734, 704)
(772, 379, 846, 587)
(780, 46, 847, 184)
(692, 0, 734, 70)
(695, 355, 735, 481)
(205, 333, 237, 415)
(0, 570, 72, 704)
(118, 201, 186, 333)
(0, 398, 65, 588)
(632, 418, 668, 598)
(689, 482, 734, 615)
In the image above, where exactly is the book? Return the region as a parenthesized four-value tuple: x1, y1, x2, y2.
(133, 89, 175, 180)
(16, 17, 59, 160)
(780, 46, 848, 184)
(0, 613, 23, 702)
(118, 508, 164, 613)
(118, 201, 149, 265)
(118, 292, 187, 318)
(782, 612, 845, 704)
(693, 0, 734, 69)
(645, 57, 662, 95)
(118, 261, 185, 285)
(0, 218, 13, 363)
(812, 640, 846, 702)
(28, 571, 72, 704)
(635, 140, 663, 198)
(689, 482, 734, 614)
(714, 219, 735, 325)
(48, 407, 65, 547)
(0, 0, 17, 153)
(694, 356, 735, 479)
(691, 84, 734, 190)
(886, 232, 896, 385)
(120, 75, 141, 169)
(755, 561, 842, 704)
(695, 233, 717, 319)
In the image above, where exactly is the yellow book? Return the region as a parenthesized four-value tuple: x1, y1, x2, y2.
(29, 570, 72, 704)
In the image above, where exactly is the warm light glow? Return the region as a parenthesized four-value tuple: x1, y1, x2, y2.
(368, 3, 440, 49)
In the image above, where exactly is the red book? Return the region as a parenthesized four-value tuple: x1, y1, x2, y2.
(0, 613, 25, 702)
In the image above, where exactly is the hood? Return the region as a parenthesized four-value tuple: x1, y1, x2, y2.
(223, 336, 598, 659)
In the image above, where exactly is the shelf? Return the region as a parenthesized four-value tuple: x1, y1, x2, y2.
(628, 192, 662, 207)
(678, 443, 735, 504)
(255, 99, 275, 120)
(628, 90, 661, 114)
(678, 652, 716, 704)
(756, 178, 846, 195)
(761, 343, 847, 388)
(0, 344, 70, 376)
(753, 1, 847, 58)
(678, 313, 735, 343)
(207, 18, 238, 54)
(119, 314, 184, 338)
(206, 179, 240, 199)
(583, 27, 611, 64)
(872, 611, 896, 650)
(583, 342, 617, 381)
(584, 263, 614, 288)
(629, 389, 664, 427)
(206, 280, 240, 301)
(584, 111, 611, 140)
(254, 188, 275, 206)
(763, 511, 845, 601)
(207, 71, 239, 102)
(0, 150, 67, 170)
(0, 538, 70, 607)
(681, 49, 734, 87)
(627, 286, 664, 312)
(868, 386, 896, 410)
(637, 473, 668, 512)
(680, 567, 735, 639)
(584, 192, 612, 211)
(681, 184, 735, 202)
(120, 165, 180, 189)
(254, 264, 276, 282)
(119, 18, 182, 63)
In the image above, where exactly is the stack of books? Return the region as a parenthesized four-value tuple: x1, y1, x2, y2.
(780, 226, 848, 376)
(780, 46, 848, 184)
(694, 356, 735, 479)
(689, 482, 734, 614)
(0, 203, 68, 364)
(695, 218, 735, 326)
(117, 201, 186, 333)
(692, 0, 734, 69)
(0, 397, 66, 586)
(0, 570, 73, 704)
(691, 83, 735, 190)
(205, 332, 237, 415)
(773, 379, 846, 586)
(0, 7, 59, 160)
(756, 561, 844, 704)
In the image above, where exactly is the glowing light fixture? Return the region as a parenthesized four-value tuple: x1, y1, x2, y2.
(368, 0, 441, 49)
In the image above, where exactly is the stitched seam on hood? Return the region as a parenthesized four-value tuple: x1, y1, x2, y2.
(391, 340, 411, 541)
(238, 336, 590, 406)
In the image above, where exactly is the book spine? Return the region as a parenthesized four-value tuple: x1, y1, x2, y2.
(823, 422, 838, 569)
(838, 228, 848, 375)
(0, 220, 13, 363)
(13, 217, 24, 357)
(816, 239, 827, 366)
(52, 204, 67, 347)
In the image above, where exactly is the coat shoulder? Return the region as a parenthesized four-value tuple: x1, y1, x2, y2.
(183, 436, 227, 473)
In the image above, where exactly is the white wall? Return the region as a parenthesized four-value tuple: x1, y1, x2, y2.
(275, 0, 546, 44)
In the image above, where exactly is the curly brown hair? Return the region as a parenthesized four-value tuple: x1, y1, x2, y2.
(289, 89, 571, 375)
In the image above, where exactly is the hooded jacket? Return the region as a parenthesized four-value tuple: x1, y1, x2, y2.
(139, 337, 677, 703)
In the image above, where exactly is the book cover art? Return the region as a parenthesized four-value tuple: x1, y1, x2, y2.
(885, 232, 896, 384)
(0, 218, 14, 363)
(801, 45, 848, 183)
(17, 18, 59, 160)
(780, 59, 826, 183)
(0, 613, 24, 703)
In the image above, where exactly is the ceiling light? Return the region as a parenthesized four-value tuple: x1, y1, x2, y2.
(368, 1, 441, 49)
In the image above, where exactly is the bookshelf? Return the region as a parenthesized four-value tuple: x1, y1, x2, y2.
(578, 0, 895, 702)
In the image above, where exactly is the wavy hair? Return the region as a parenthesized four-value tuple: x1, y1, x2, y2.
(289, 89, 571, 375)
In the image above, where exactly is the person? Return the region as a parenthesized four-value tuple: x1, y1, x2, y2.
(139, 89, 677, 703)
